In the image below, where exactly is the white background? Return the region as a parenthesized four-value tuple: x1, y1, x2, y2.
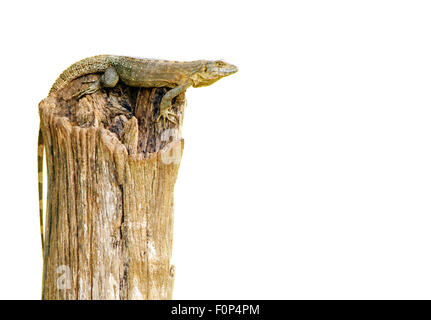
(1, 0, 431, 299)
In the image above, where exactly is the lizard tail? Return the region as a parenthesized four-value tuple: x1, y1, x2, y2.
(38, 128, 44, 257)
(49, 55, 112, 94)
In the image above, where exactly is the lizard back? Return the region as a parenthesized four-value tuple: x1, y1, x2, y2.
(108, 56, 204, 88)
(49, 55, 112, 94)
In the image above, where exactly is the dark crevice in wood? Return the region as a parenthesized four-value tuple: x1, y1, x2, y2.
(52, 76, 184, 155)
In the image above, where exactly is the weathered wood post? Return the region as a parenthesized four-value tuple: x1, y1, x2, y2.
(39, 75, 185, 299)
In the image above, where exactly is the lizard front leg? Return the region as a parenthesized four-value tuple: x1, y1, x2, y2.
(73, 67, 119, 99)
(157, 80, 192, 127)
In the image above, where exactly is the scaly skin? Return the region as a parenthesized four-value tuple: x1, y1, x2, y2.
(38, 55, 237, 255)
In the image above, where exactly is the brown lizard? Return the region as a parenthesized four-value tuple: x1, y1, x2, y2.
(38, 55, 238, 255)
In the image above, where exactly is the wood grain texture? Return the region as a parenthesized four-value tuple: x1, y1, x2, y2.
(40, 75, 185, 299)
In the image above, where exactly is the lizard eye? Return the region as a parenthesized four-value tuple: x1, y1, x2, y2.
(203, 66, 208, 72)
(216, 61, 224, 67)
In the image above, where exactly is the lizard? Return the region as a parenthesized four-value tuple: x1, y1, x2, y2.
(38, 55, 238, 256)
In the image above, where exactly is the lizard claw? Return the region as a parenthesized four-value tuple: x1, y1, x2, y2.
(156, 109, 177, 128)
(81, 79, 97, 84)
(72, 87, 96, 99)
(72, 80, 102, 99)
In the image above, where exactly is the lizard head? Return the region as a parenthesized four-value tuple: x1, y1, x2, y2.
(191, 60, 238, 88)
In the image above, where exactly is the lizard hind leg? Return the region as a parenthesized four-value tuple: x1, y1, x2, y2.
(72, 67, 119, 99)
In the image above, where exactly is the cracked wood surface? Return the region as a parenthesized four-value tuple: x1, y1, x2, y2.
(40, 75, 185, 299)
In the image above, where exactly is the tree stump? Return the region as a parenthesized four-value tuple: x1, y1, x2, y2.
(39, 74, 185, 300)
